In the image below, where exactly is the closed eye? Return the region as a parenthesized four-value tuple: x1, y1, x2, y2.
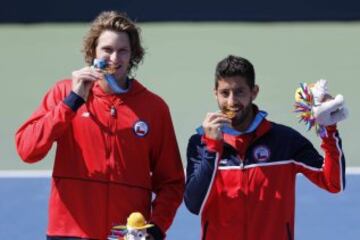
(102, 47, 113, 53)
(118, 48, 130, 53)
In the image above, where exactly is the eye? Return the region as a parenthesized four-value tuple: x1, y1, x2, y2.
(136, 231, 145, 237)
(135, 232, 145, 238)
(220, 90, 229, 97)
(119, 48, 130, 53)
(102, 47, 113, 53)
(235, 90, 245, 96)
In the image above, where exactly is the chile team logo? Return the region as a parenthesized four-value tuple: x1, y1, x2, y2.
(133, 120, 149, 137)
(253, 145, 271, 162)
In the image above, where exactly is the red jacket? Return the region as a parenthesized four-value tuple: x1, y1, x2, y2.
(185, 111, 345, 240)
(16, 79, 185, 239)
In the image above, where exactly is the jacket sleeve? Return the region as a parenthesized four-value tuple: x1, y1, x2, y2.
(293, 125, 345, 193)
(149, 105, 185, 235)
(184, 134, 223, 215)
(15, 81, 82, 163)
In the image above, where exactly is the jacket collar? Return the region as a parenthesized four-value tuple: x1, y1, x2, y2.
(91, 79, 146, 101)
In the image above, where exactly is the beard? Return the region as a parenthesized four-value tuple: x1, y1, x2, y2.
(231, 103, 253, 129)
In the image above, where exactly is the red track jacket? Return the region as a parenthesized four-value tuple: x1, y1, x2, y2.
(16, 79, 185, 239)
(184, 110, 345, 240)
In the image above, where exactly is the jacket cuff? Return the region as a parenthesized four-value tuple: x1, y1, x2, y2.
(322, 124, 338, 139)
(321, 125, 338, 141)
(201, 135, 223, 153)
(325, 124, 337, 133)
(63, 91, 85, 112)
(147, 223, 165, 240)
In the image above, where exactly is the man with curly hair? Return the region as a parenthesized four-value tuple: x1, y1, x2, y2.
(16, 11, 184, 240)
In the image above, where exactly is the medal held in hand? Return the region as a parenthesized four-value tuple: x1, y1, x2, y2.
(93, 58, 130, 94)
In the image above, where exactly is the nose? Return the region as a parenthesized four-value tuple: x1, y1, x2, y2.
(110, 51, 120, 63)
(227, 92, 237, 107)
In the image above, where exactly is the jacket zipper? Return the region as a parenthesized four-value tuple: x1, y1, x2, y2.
(105, 105, 117, 160)
(237, 133, 256, 240)
(110, 105, 117, 118)
(238, 154, 247, 239)
(239, 156, 245, 169)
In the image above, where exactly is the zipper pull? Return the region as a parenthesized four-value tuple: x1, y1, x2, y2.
(110, 106, 117, 118)
(238, 154, 245, 169)
(240, 161, 244, 169)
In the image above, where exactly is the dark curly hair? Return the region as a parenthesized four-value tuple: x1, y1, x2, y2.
(215, 55, 255, 89)
(82, 11, 145, 75)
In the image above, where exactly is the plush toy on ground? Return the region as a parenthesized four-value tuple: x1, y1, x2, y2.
(108, 212, 153, 240)
(294, 79, 348, 137)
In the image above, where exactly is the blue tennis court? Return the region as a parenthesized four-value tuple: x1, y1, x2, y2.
(0, 172, 359, 239)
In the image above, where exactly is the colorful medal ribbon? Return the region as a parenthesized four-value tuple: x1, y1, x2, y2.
(93, 58, 130, 94)
(294, 83, 327, 137)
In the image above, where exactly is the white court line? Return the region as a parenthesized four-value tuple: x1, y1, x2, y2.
(0, 170, 52, 178)
(346, 167, 360, 174)
(1, 167, 360, 177)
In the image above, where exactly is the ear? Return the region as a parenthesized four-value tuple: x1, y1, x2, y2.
(251, 84, 259, 101)
(213, 88, 218, 100)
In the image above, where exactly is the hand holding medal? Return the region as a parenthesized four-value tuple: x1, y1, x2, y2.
(93, 58, 130, 94)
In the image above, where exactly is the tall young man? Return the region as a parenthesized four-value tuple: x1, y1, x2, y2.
(184, 55, 346, 240)
(16, 11, 184, 240)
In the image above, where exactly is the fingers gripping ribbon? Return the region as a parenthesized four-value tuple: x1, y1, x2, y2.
(294, 79, 349, 137)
